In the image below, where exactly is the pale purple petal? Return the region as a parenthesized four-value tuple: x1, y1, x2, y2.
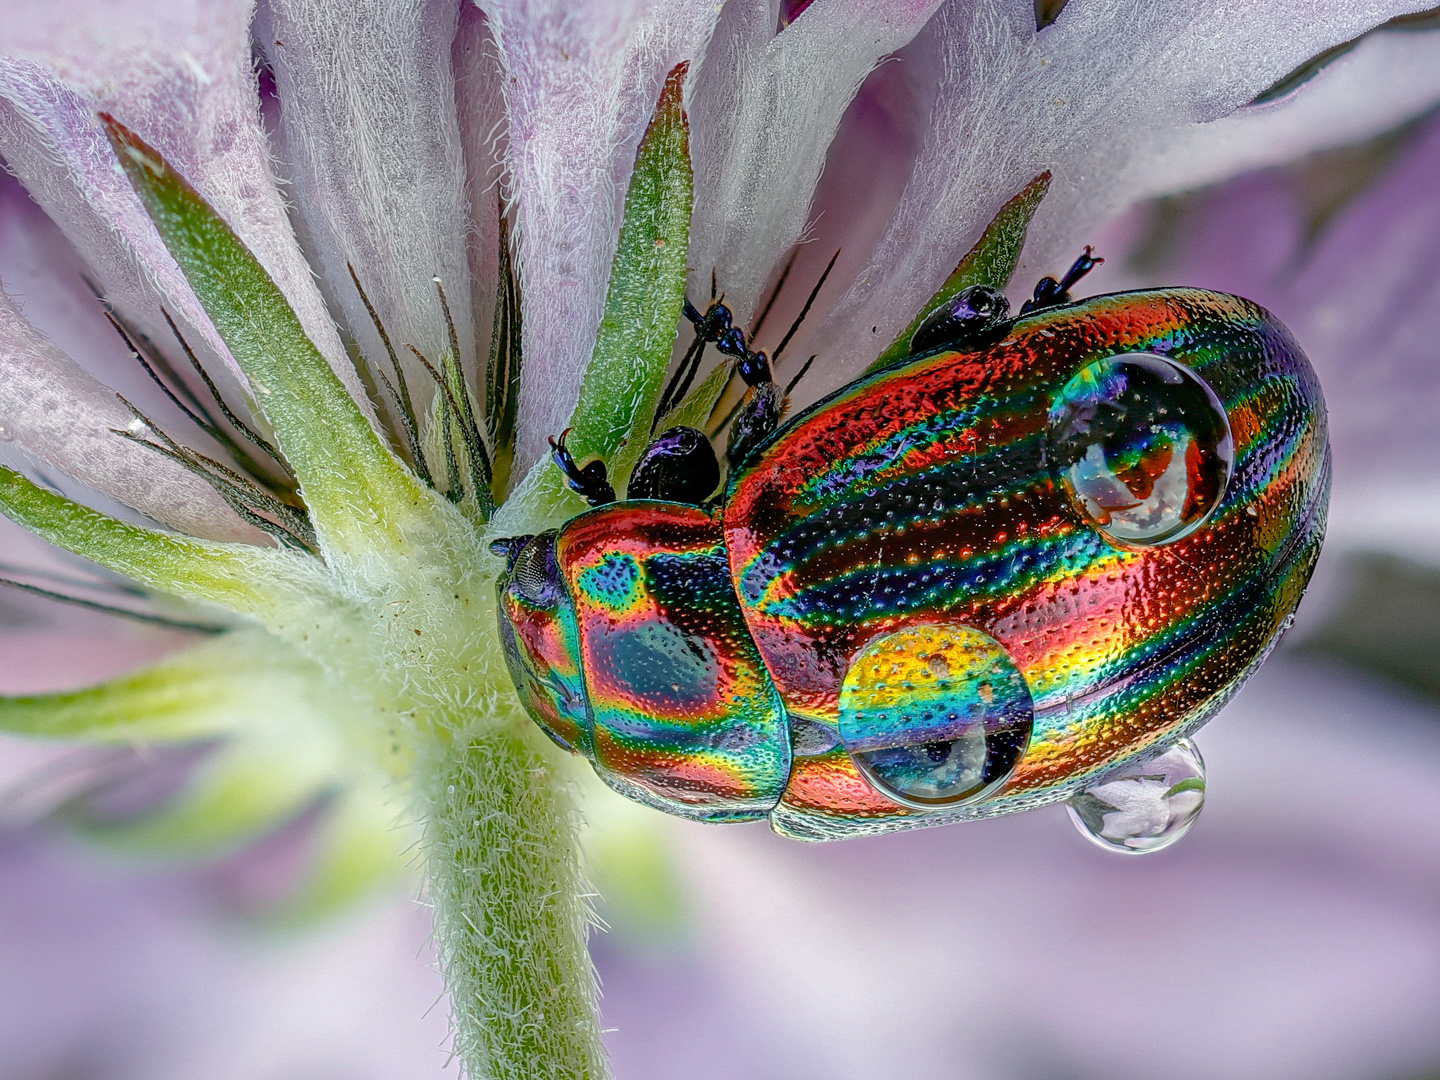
(454, 3, 508, 383)
(0, 0, 359, 403)
(805, 0, 1440, 383)
(482, 0, 722, 470)
(257, 0, 478, 388)
(0, 286, 254, 539)
(1138, 30, 1440, 203)
(685, 0, 944, 325)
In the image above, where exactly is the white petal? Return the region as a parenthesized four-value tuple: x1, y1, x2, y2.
(454, 3, 509, 377)
(806, 0, 1440, 382)
(1141, 30, 1440, 202)
(686, 0, 945, 325)
(257, 0, 478, 390)
(481, 0, 722, 470)
(0, 0, 359, 405)
(0, 285, 251, 541)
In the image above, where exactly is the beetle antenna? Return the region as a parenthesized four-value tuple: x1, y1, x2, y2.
(771, 249, 839, 365)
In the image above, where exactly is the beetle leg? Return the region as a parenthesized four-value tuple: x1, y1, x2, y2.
(726, 380, 783, 469)
(549, 428, 616, 506)
(629, 426, 722, 504)
(1020, 246, 1103, 315)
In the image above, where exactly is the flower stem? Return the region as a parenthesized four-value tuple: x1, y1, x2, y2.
(424, 709, 609, 1080)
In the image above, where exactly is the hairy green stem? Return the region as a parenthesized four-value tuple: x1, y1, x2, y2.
(423, 707, 608, 1080)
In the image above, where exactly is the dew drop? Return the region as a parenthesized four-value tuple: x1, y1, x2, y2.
(1066, 738, 1205, 854)
(1048, 354, 1232, 546)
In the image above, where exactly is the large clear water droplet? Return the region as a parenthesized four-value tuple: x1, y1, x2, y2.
(1048, 353, 1232, 546)
(1066, 738, 1206, 853)
(839, 624, 1032, 809)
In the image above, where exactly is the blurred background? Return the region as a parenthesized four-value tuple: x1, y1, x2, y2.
(8, 38, 1440, 1080)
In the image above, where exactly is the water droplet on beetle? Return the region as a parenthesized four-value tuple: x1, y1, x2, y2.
(1048, 353, 1232, 546)
(839, 624, 1033, 808)
(1066, 738, 1205, 854)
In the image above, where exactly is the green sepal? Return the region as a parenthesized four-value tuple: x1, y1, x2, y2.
(0, 465, 323, 621)
(494, 64, 694, 534)
(103, 116, 428, 555)
(576, 60, 693, 486)
(866, 172, 1051, 375)
(0, 630, 311, 743)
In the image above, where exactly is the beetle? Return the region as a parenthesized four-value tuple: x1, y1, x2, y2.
(493, 252, 1329, 840)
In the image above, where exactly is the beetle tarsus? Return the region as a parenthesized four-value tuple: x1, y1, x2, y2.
(1020, 245, 1102, 315)
(549, 428, 616, 506)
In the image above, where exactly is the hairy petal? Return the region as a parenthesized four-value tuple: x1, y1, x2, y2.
(481, 0, 720, 470)
(686, 0, 944, 325)
(258, 0, 478, 383)
(454, 3, 508, 392)
(0, 288, 250, 540)
(0, 0, 356, 398)
(1152, 31, 1440, 201)
(811, 0, 1440, 380)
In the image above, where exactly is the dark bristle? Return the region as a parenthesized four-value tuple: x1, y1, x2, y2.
(484, 208, 522, 474)
(160, 310, 296, 484)
(349, 264, 432, 487)
(749, 249, 798, 340)
(0, 576, 227, 633)
(784, 354, 818, 397)
(653, 333, 707, 432)
(771, 249, 839, 365)
(409, 344, 494, 513)
(114, 396, 317, 552)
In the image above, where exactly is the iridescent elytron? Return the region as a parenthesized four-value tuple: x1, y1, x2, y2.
(496, 278, 1329, 841)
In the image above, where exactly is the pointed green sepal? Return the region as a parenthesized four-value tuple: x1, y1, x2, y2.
(0, 465, 323, 621)
(576, 61, 693, 486)
(866, 172, 1052, 374)
(496, 64, 694, 532)
(0, 630, 309, 743)
(102, 115, 428, 554)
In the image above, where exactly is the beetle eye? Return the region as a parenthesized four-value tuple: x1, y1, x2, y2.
(1047, 353, 1233, 546)
(507, 531, 563, 607)
(838, 625, 1033, 809)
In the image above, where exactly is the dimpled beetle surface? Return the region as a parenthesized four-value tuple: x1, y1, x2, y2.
(495, 253, 1329, 842)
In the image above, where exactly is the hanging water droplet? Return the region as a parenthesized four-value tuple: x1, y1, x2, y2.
(1066, 738, 1205, 854)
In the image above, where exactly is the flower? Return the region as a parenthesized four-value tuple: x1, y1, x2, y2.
(3, 1, 1440, 1078)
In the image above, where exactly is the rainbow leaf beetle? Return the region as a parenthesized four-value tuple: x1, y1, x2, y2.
(494, 249, 1329, 841)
